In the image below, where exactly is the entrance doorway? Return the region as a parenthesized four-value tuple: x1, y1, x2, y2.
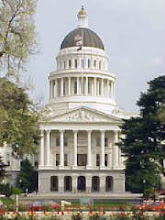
(64, 176, 72, 192)
(77, 176, 86, 191)
(106, 176, 113, 192)
(92, 176, 100, 192)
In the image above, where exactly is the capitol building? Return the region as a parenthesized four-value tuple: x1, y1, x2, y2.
(38, 7, 128, 195)
(1, 7, 135, 196)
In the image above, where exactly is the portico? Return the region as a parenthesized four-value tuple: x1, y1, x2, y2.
(39, 128, 122, 169)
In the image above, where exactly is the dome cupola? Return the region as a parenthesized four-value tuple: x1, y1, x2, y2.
(60, 6, 104, 50)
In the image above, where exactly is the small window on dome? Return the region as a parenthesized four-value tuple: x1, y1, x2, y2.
(69, 60, 71, 68)
(88, 59, 90, 68)
(75, 59, 78, 68)
(99, 61, 102, 70)
(64, 61, 66, 69)
(94, 60, 97, 68)
(74, 80, 77, 94)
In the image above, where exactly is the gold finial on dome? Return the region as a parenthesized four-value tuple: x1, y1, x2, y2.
(77, 6, 88, 28)
(78, 5, 87, 16)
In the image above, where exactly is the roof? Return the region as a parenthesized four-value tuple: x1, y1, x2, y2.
(60, 28, 105, 50)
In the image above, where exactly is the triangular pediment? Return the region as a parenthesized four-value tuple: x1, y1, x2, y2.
(46, 107, 122, 124)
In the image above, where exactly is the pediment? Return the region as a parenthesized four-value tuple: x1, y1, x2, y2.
(47, 107, 122, 124)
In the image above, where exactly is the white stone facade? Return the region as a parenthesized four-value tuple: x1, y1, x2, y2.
(38, 8, 127, 195)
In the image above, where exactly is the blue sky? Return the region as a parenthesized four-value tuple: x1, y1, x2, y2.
(25, 0, 165, 112)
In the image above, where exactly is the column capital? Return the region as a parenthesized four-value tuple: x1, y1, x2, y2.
(87, 130, 92, 134)
(72, 129, 78, 133)
(100, 130, 105, 134)
(41, 130, 44, 135)
(46, 129, 51, 134)
(59, 130, 64, 133)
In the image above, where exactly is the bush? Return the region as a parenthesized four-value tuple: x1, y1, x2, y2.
(12, 187, 22, 195)
(0, 183, 12, 197)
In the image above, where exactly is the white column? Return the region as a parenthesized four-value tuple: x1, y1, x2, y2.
(73, 130, 78, 168)
(113, 131, 119, 168)
(61, 78, 64, 96)
(108, 143, 113, 168)
(49, 81, 52, 99)
(94, 77, 97, 96)
(85, 77, 88, 95)
(101, 78, 104, 96)
(77, 77, 79, 95)
(110, 81, 113, 98)
(52, 81, 55, 98)
(107, 80, 109, 97)
(113, 81, 115, 100)
(87, 130, 92, 168)
(46, 130, 51, 166)
(59, 130, 64, 168)
(68, 77, 71, 96)
(100, 130, 105, 168)
(40, 130, 44, 166)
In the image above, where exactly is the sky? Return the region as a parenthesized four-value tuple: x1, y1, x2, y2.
(25, 0, 165, 112)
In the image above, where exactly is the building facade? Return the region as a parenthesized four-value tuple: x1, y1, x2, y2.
(38, 7, 127, 195)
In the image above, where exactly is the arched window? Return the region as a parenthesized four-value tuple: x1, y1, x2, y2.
(50, 176, 58, 191)
(106, 176, 113, 192)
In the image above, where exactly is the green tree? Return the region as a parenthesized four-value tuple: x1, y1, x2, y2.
(119, 76, 165, 195)
(0, 0, 37, 78)
(0, 156, 6, 182)
(17, 158, 37, 193)
(0, 77, 40, 157)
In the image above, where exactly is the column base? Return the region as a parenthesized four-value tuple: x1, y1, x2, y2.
(86, 165, 92, 169)
(72, 165, 78, 169)
(58, 165, 64, 170)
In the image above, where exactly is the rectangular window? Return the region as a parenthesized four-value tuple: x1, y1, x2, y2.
(96, 154, 100, 166)
(105, 137, 108, 147)
(64, 137, 67, 146)
(56, 154, 59, 166)
(75, 59, 78, 68)
(96, 137, 100, 147)
(77, 154, 87, 166)
(64, 154, 68, 166)
(69, 60, 71, 68)
(56, 137, 60, 147)
(105, 154, 108, 166)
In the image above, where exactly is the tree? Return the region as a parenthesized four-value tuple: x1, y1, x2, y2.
(0, 77, 40, 158)
(17, 158, 37, 193)
(0, 156, 6, 182)
(119, 76, 165, 196)
(0, 0, 37, 78)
